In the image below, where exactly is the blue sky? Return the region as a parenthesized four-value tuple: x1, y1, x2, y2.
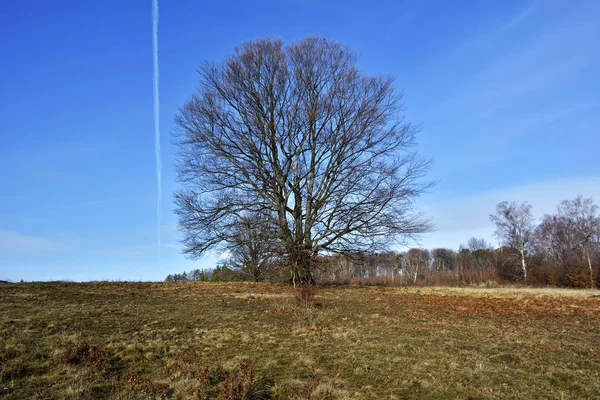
(1, 0, 599, 281)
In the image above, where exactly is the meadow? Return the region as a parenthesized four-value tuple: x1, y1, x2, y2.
(1, 282, 599, 399)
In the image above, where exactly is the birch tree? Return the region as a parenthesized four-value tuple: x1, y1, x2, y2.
(402, 248, 430, 284)
(490, 201, 534, 282)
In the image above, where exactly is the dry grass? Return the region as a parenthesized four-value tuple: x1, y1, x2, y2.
(1, 281, 599, 399)
(411, 286, 600, 299)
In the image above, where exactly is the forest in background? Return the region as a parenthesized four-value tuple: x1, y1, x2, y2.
(167, 196, 600, 289)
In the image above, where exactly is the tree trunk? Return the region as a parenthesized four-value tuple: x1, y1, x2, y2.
(520, 249, 527, 283)
(586, 248, 594, 288)
(412, 263, 418, 284)
(290, 246, 314, 287)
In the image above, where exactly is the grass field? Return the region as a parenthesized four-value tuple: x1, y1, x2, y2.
(1, 282, 599, 399)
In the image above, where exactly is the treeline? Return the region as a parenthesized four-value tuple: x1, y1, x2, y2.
(165, 265, 236, 282)
(166, 196, 599, 288)
(311, 241, 596, 288)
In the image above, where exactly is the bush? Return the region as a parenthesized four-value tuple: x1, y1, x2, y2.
(219, 363, 268, 400)
(59, 340, 110, 369)
(567, 262, 596, 288)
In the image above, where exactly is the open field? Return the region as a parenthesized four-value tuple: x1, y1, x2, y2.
(1, 282, 599, 399)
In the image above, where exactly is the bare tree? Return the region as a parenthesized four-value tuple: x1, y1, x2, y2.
(467, 237, 492, 252)
(313, 253, 356, 283)
(402, 248, 430, 284)
(533, 214, 574, 265)
(174, 37, 433, 285)
(225, 212, 278, 282)
(557, 196, 599, 287)
(463, 238, 493, 283)
(374, 251, 399, 282)
(490, 201, 535, 282)
(431, 248, 455, 272)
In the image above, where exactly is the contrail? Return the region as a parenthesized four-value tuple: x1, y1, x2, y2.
(152, 0, 162, 254)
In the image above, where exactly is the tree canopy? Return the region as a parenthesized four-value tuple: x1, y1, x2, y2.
(174, 37, 432, 284)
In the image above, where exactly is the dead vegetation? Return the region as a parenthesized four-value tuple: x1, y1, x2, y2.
(1, 281, 599, 399)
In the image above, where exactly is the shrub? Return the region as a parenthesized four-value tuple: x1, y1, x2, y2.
(113, 372, 174, 398)
(219, 363, 271, 400)
(59, 340, 110, 369)
(567, 262, 596, 288)
(61, 341, 92, 364)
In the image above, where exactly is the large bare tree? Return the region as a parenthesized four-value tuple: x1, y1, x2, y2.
(174, 37, 432, 285)
(490, 201, 535, 282)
